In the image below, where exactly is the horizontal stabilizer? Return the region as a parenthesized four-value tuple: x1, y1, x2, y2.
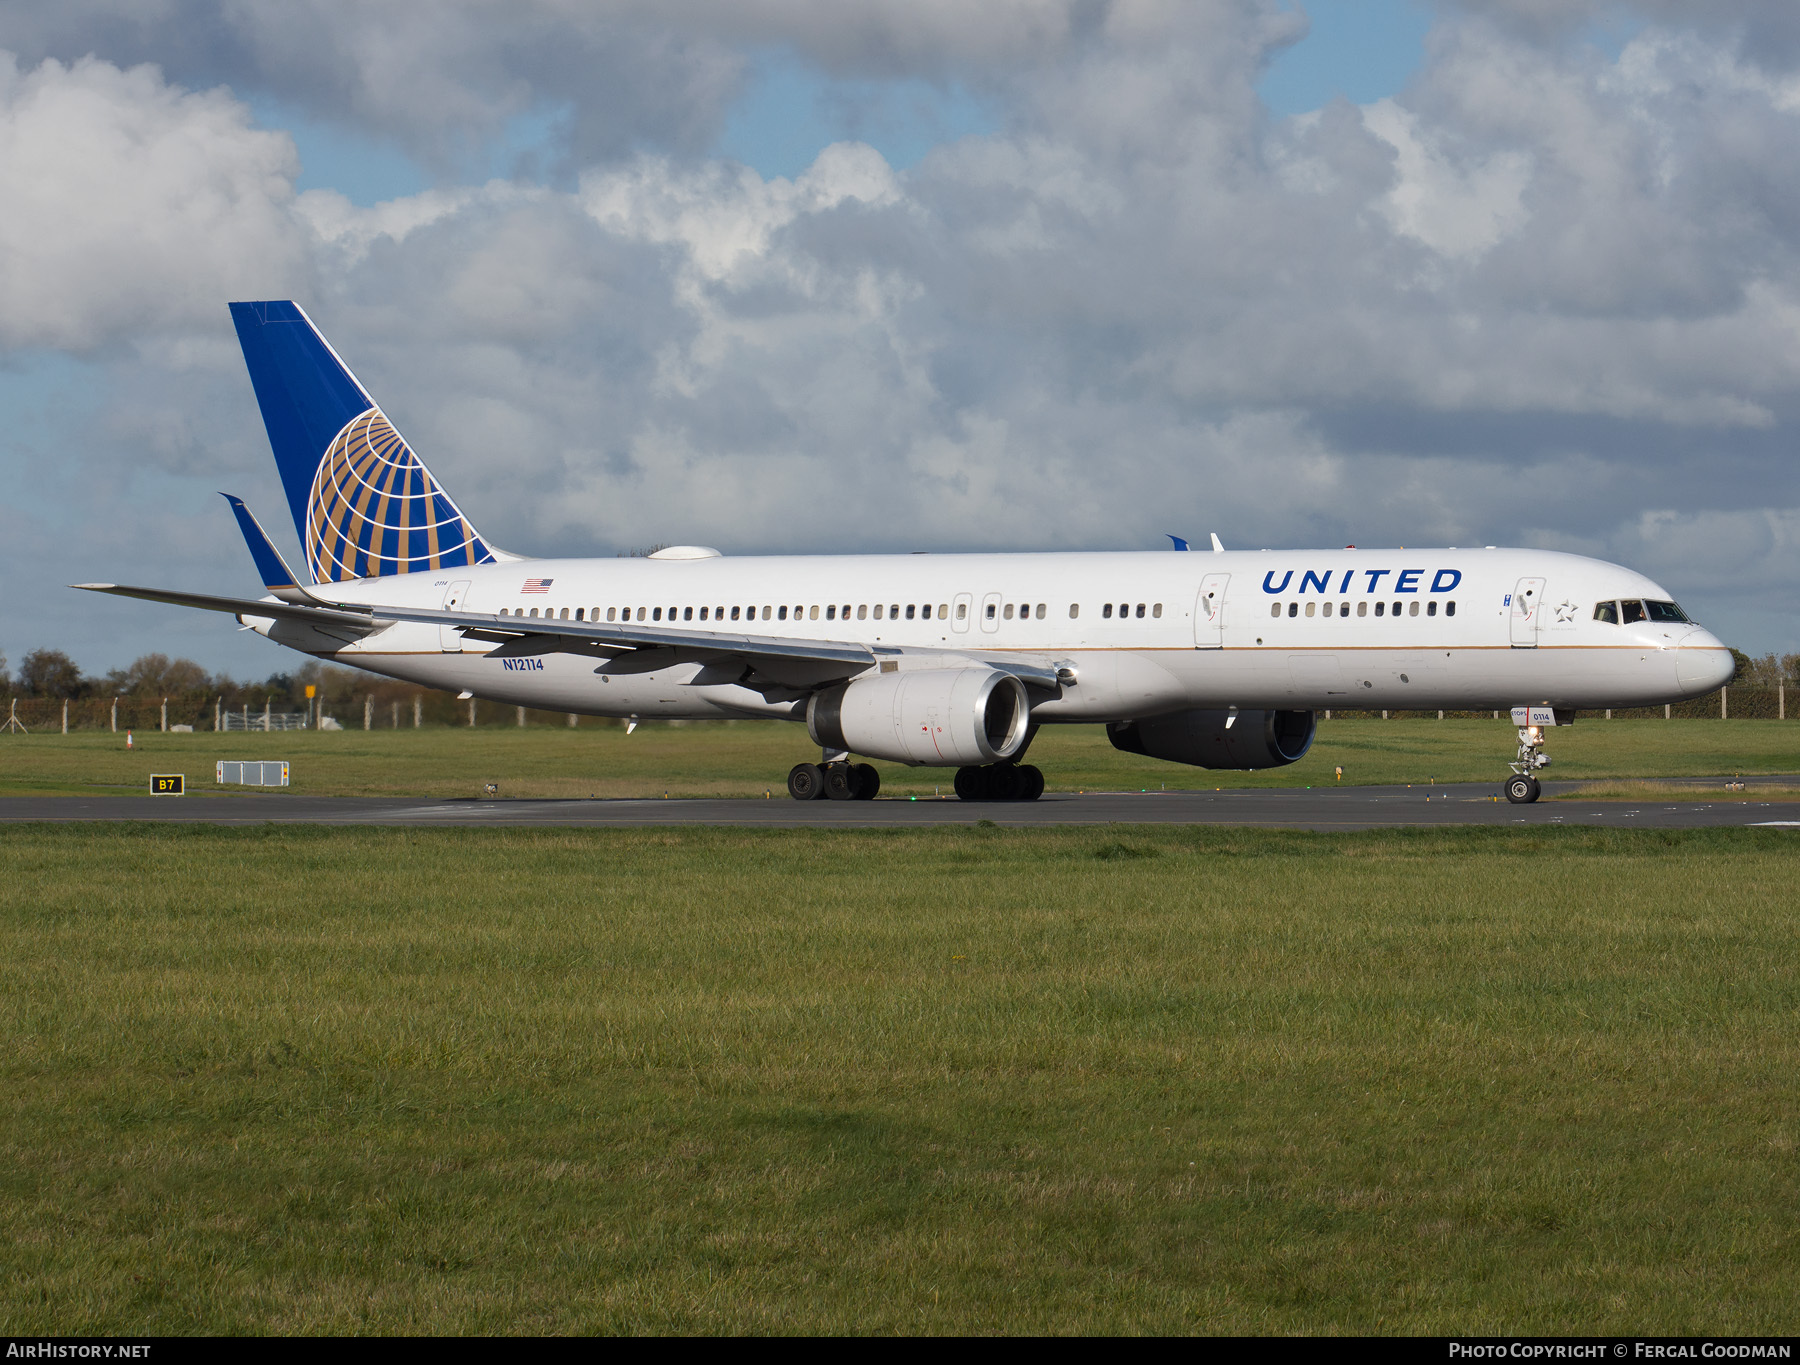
(73, 583, 381, 634)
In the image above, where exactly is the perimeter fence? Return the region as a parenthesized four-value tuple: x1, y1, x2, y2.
(1323, 683, 1788, 721)
(1, 684, 1791, 734)
(0, 692, 637, 733)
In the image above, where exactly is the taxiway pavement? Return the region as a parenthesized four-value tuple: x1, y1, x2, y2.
(3, 782, 1797, 830)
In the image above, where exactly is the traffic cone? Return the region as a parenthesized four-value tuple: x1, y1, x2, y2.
(126, 729, 133, 750)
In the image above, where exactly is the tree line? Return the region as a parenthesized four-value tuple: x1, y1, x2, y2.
(0, 648, 597, 730)
(0, 648, 463, 726)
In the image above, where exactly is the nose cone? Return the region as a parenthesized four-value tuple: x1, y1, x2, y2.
(1675, 629, 1734, 694)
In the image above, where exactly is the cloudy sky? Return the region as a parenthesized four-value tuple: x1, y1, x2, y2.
(3, 0, 1799, 678)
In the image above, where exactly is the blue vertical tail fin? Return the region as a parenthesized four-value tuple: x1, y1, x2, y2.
(228, 300, 501, 584)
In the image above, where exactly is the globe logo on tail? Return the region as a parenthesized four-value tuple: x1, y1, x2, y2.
(306, 409, 494, 582)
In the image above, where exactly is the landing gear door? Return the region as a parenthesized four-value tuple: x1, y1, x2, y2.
(440, 579, 472, 652)
(1509, 576, 1545, 648)
(1195, 573, 1229, 648)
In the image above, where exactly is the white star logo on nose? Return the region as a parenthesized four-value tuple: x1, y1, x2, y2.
(1553, 600, 1577, 623)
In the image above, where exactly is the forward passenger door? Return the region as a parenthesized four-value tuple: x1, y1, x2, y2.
(1510, 576, 1545, 648)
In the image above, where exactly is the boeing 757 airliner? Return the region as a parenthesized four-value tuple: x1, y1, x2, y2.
(79, 301, 1735, 803)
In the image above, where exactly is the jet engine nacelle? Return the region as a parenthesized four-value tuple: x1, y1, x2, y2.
(1108, 708, 1316, 769)
(809, 667, 1031, 766)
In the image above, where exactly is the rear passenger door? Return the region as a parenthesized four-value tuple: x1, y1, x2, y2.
(440, 580, 472, 652)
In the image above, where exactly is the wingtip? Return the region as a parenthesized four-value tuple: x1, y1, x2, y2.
(72, 582, 115, 591)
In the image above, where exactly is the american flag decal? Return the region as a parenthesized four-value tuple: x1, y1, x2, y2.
(521, 578, 553, 593)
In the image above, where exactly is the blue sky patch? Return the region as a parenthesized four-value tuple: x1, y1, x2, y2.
(717, 50, 996, 181)
(1259, 0, 1432, 115)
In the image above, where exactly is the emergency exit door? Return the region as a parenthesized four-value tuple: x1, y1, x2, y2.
(1195, 573, 1229, 648)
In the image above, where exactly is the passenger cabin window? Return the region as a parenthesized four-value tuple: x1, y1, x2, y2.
(1305, 602, 1316, 618)
(1037, 604, 1047, 620)
(762, 606, 771, 620)
(1357, 602, 1367, 617)
(778, 606, 788, 620)
(1003, 603, 1014, 620)
(1270, 603, 1281, 618)
(1323, 602, 1332, 617)
(682, 607, 692, 621)
(1068, 604, 1078, 619)
(826, 605, 836, 620)
(1621, 600, 1646, 625)
(1427, 601, 1437, 617)
(858, 605, 868, 619)
(892, 604, 902, 619)
(1103, 604, 1113, 619)
(1408, 601, 1419, 617)
(986, 603, 996, 620)
(1152, 603, 1162, 619)
(1288, 603, 1298, 618)
(1135, 603, 1145, 619)
(1446, 601, 1457, 617)
(810, 606, 819, 620)
(906, 604, 917, 620)
(938, 604, 947, 620)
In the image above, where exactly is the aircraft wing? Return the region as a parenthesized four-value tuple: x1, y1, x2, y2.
(73, 584, 1061, 691)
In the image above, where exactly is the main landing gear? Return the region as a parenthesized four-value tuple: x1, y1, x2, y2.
(784, 759, 1046, 802)
(953, 763, 1045, 802)
(788, 761, 881, 801)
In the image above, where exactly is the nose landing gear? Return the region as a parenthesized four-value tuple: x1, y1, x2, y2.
(1504, 706, 1569, 804)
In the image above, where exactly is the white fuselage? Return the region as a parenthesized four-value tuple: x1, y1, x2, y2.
(250, 546, 1734, 724)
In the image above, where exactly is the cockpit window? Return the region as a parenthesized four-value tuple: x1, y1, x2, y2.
(1621, 600, 1646, 625)
(1593, 601, 1618, 625)
(1645, 600, 1690, 623)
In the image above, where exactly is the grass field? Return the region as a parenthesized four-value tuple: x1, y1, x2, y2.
(2, 823, 1797, 1334)
(3, 718, 1798, 800)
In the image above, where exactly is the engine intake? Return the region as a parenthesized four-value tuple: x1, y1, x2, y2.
(809, 667, 1030, 766)
(1108, 708, 1315, 769)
